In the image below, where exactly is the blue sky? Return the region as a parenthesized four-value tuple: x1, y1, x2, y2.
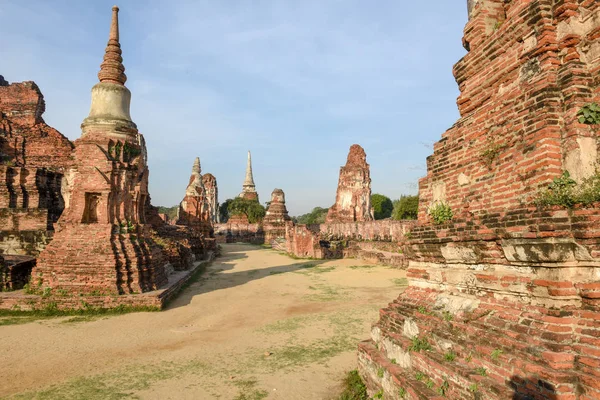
(0, 1, 468, 216)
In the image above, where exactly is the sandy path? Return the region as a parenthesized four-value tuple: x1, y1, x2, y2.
(0, 244, 406, 400)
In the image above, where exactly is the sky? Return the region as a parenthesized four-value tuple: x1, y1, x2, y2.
(0, 0, 468, 216)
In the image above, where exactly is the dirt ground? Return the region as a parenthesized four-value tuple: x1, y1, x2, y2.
(0, 243, 407, 400)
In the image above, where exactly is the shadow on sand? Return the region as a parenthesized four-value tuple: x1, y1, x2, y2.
(166, 243, 326, 309)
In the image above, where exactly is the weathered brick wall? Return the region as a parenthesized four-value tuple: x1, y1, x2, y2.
(418, 0, 600, 222)
(0, 80, 72, 256)
(0, 81, 73, 169)
(214, 222, 264, 244)
(358, 1, 600, 399)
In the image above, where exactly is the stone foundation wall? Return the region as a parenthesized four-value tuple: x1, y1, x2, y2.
(214, 222, 264, 244)
(285, 220, 416, 266)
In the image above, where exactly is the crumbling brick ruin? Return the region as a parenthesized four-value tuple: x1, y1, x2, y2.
(326, 144, 374, 223)
(355, 1, 600, 399)
(202, 173, 219, 223)
(176, 157, 212, 235)
(35, 6, 168, 296)
(0, 6, 212, 309)
(0, 78, 74, 255)
(263, 188, 291, 246)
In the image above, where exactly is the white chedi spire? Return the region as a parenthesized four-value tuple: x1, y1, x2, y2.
(186, 157, 204, 196)
(243, 150, 256, 189)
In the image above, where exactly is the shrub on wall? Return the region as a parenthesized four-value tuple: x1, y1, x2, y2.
(429, 202, 453, 225)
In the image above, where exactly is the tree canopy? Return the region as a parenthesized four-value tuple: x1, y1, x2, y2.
(226, 197, 266, 223)
(371, 194, 393, 220)
(295, 207, 329, 225)
(392, 195, 419, 220)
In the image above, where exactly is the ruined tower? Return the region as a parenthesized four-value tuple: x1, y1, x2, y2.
(176, 157, 212, 235)
(263, 188, 291, 245)
(35, 6, 168, 295)
(239, 150, 258, 202)
(326, 144, 373, 223)
(202, 173, 219, 223)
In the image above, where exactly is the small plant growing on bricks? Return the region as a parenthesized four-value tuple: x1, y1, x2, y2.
(437, 379, 450, 396)
(377, 367, 384, 378)
(409, 336, 432, 352)
(577, 102, 600, 125)
(491, 348, 503, 361)
(398, 387, 407, 398)
(475, 367, 487, 376)
(415, 372, 424, 381)
(442, 310, 453, 322)
(444, 351, 456, 362)
(469, 383, 479, 393)
(428, 202, 453, 225)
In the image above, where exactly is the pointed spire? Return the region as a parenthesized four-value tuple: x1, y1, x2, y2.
(98, 6, 127, 85)
(243, 150, 255, 188)
(192, 157, 201, 175)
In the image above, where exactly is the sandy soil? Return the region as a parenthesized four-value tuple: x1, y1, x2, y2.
(0, 243, 407, 400)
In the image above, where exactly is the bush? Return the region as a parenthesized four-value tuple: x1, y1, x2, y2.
(536, 170, 600, 208)
(371, 194, 393, 220)
(295, 207, 329, 225)
(429, 202, 453, 225)
(392, 195, 419, 220)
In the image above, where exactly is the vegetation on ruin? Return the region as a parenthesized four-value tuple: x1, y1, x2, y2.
(577, 102, 600, 125)
(428, 202, 453, 224)
(479, 141, 507, 168)
(392, 195, 419, 220)
(227, 197, 267, 223)
(371, 193, 393, 219)
(475, 367, 487, 376)
(408, 336, 432, 352)
(437, 379, 450, 396)
(444, 351, 457, 362)
(398, 387, 407, 398)
(536, 170, 600, 208)
(294, 206, 329, 224)
(336, 371, 368, 400)
(491, 348, 503, 360)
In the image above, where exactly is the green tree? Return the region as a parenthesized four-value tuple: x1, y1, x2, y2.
(392, 195, 419, 220)
(227, 197, 266, 223)
(156, 205, 179, 220)
(371, 194, 393, 220)
(219, 199, 233, 222)
(295, 207, 329, 225)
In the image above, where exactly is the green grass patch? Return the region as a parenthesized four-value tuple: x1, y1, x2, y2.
(11, 360, 214, 399)
(0, 304, 160, 326)
(391, 278, 408, 287)
(232, 378, 268, 400)
(336, 370, 368, 400)
(347, 265, 377, 270)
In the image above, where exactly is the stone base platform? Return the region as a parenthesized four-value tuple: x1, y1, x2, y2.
(0, 252, 215, 311)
